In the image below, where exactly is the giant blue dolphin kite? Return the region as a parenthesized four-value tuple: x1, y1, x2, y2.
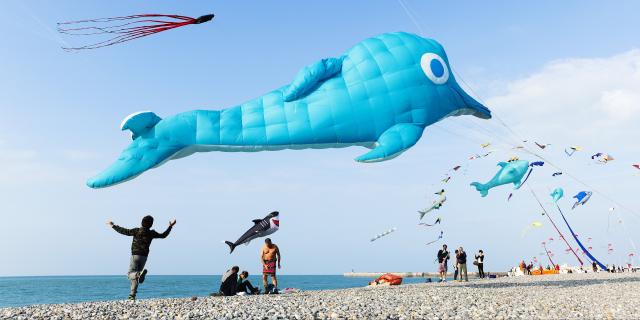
(87, 32, 491, 188)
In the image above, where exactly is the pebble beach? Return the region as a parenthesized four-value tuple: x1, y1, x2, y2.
(3, 272, 639, 320)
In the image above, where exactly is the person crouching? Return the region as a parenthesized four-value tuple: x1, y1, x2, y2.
(237, 271, 260, 295)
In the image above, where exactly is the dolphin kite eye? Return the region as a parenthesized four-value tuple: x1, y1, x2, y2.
(420, 53, 449, 85)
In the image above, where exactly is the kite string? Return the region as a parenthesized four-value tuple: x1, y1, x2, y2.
(529, 187, 583, 266)
(396, 0, 426, 36)
(541, 242, 556, 268)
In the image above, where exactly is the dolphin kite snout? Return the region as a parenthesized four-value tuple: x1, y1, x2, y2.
(451, 83, 491, 119)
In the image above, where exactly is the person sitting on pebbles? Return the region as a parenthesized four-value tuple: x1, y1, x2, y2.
(217, 266, 240, 296)
(107, 215, 176, 300)
(236, 271, 260, 295)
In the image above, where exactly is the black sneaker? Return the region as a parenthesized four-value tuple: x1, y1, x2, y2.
(138, 269, 148, 284)
(128, 294, 136, 300)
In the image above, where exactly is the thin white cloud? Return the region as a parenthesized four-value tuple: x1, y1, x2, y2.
(487, 49, 640, 146)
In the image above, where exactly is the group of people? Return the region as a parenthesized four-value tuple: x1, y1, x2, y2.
(607, 264, 637, 273)
(437, 244, 485, 282)
(108, 215, 282, 300)
(518, 260, 639, 275)
(216, 238, 282, 296)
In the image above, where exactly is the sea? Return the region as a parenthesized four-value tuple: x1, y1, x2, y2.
(0, 275, 435, 308)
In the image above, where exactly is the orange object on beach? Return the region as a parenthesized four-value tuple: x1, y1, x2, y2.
(531, 269, 559, 276)
(369, 273, 403, 286)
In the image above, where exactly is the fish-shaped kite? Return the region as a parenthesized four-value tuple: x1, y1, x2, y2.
(571, 191, 592, 209)
(418, 196, 446, 219)
(86, 32, 492, 188)
(550, 187, 564, 203)
(481, 142, 491, 148)
(592, 153, 614, 164)
(470, 160, 530, 197)
(224, 211, 279, 253)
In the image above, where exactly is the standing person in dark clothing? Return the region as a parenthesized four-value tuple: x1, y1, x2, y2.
(456, 247, 468, 282)
(592, 261, 598, 272)
(437, 244, 450, 282)
(453, 250, 459, 280)
(475, 250, 485, 278)
(108, 215, 176, 300)
(219, 266, 240, 296)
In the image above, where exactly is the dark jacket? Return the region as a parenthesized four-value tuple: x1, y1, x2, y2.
(457, 251, 467, 264)
(219, 270, 238, 296)
(113, 225, 173, 256)
(437, 250, 450, 263)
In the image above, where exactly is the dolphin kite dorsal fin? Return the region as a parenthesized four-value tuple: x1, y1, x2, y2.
(252, 219, 262, 224)
(120, 111, 162, 139)
(497, 162, 508, 168)
(283, 57, 343, 102)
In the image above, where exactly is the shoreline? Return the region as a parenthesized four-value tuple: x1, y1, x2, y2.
(343, 271, 508, 277)
(3, 273, 639, 319)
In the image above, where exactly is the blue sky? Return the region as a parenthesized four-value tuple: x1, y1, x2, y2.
(1, 1, 640, 276)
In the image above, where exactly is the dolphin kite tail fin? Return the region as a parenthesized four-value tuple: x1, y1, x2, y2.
(470, 182, 489, 197)
(225, 241, 236, 254)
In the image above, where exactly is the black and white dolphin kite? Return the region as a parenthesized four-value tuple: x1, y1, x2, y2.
(225, 211, 280, 253)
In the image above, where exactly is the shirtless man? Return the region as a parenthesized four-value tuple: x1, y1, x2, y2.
(261, 238, 281, 293)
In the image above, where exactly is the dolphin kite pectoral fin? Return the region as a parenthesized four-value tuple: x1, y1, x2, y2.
(283, 57, 343, 102)
(121, 111, 162, 139)
(86, 144, 182, 188)
(355, 123, 424, 163)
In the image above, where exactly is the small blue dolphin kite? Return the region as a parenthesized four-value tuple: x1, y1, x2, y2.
(470, 160, 530, 197)
(550, 187, 564, 203)
(87, 32, 491, 188)
(572, 191, 592, 209)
